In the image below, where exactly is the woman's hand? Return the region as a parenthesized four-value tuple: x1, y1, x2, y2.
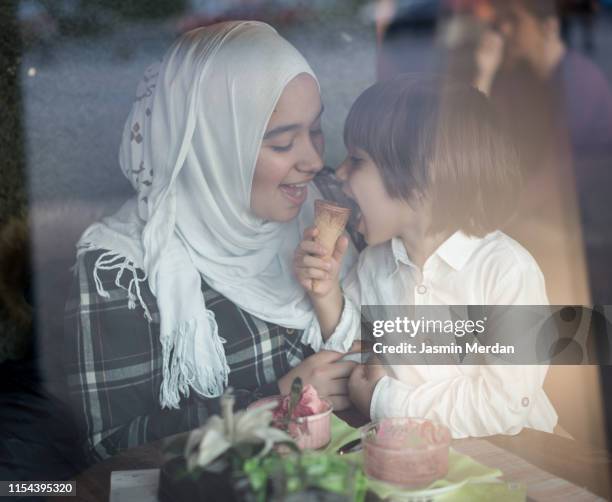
(278, 346, 360, 411)
(474, 29, 504, 96)
(293, 226, 348, 299)
(348, 361, 388, 418)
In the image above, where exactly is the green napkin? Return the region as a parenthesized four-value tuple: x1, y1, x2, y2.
(435, 481, 527, 502)
(326, 415, 517, 500)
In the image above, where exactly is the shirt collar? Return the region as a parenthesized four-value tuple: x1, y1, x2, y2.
(390, 231, 485, 274)
(434, 231, 484, 271)
(390, 237, 417, 275)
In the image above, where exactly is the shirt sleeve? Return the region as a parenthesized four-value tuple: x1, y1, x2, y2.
(303, 300, 360, 353)
(322, 260, 364, 353)
(370, 363, 550, 438)
(370, 260, 556, 438)
(63, 250, 279, 463)
(320, 296, 359, 353)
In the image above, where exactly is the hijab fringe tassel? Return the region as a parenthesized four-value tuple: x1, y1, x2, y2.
(159, 313, 229, 409)
(90, 250, 153, 321)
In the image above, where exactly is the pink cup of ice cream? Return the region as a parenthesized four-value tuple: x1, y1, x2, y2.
(362, 417, 451, 488)
(248, 385, 333, 450)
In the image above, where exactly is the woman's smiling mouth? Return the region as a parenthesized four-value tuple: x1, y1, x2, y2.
(279, 182, 309, 205)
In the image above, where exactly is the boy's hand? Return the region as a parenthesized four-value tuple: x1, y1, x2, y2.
(348, 362, 387, 418)
(293, 226, 348, 298)
(474, 29, 504, 95)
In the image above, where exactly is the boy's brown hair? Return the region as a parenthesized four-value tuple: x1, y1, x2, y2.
(343, 75, 521, 238)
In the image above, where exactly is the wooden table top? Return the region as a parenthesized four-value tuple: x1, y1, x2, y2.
(55, 410, 611, 502)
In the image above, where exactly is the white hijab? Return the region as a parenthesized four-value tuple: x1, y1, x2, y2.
(78, 21, 353, 409)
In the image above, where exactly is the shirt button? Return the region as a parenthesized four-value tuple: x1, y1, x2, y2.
(416, 284, 427, 295)
(286, 329, 295, 335)
(521, 397, 530, 407)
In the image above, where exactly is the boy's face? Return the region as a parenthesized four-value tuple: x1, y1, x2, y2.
(494, 3, 549, 69)
(336, 147, 417, 246)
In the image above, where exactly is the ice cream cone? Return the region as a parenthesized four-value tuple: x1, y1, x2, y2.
(312, 200, 351, 291)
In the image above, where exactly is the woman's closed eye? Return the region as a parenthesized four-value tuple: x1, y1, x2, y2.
(271, 128, 321, 153)
(271, 142, 294, 152)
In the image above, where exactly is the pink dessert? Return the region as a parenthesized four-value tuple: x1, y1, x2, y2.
(272, 384, 328, 420)
(249, 385, 332, 450)
(362, 418, 451, 488)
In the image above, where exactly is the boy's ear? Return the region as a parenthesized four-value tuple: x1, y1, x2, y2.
(410, 189, 428, 208)
(401, 190, 419, 209)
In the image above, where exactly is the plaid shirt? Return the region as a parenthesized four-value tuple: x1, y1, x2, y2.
(63, 168, 363, 463)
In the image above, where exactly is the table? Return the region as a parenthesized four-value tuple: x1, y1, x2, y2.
(55, 410, 611, 502)
(486, 430, 611, 498)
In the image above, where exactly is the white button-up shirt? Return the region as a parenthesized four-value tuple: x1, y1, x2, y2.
(342, 230, 558, 438)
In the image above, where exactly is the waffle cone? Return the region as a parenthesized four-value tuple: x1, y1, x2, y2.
(314, 200, 351, 258)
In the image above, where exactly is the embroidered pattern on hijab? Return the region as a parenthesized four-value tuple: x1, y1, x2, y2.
(77, 21, 345, 409)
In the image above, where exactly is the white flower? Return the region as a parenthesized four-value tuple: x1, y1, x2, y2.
(185, 391, 293, 471)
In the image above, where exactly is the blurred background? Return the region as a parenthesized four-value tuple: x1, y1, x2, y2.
(16, 0, 374, 205)
(1, 0, 612, 486)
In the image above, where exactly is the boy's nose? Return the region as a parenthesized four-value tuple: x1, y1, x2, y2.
(335, 163, 354, 200)
(335, 162, 348, 181)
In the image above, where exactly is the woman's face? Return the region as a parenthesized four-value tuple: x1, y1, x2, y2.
(251, 74, 324, 222)
(336, 147, 417, 246)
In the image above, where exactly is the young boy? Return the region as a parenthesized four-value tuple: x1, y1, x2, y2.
(293, 76, 557, 438)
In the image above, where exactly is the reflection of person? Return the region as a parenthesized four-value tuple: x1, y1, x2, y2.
(477, 0, 612, 151)
(475, 0, 612, 304)
(64, 21, 361, 462)
(294, 76, 557, 438)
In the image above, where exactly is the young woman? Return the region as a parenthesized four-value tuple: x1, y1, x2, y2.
(64, 21, 360, 462)
(294, 76, 558, 438)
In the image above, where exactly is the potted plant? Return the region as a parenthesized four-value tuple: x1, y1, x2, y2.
(159, 389, 295, 502)
(159, 381, 368, 501)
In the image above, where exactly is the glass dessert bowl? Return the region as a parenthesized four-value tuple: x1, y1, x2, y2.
(361, 417, 451, 488)
(248, 385, 333, 450)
